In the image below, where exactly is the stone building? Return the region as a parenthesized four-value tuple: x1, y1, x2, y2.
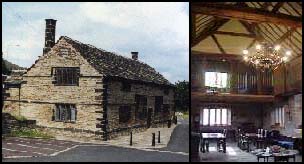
(3, 19, 175, 140)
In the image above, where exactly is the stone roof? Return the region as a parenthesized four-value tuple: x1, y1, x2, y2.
(60, 36, 172, 86)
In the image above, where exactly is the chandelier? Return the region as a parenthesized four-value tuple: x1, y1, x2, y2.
(242, 42, 292, 70)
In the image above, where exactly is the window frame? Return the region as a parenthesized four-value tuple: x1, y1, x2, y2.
(54, 104, 77, 123)
(272, 107, 285, 127)
(200, 107, 231, 126)
(205, 72, 228, 89)
(52, 67, 80, 86)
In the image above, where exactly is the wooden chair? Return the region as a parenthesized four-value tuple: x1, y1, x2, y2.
(217, 129, 227, 152)
(200, 132, 209, 153)
(240, 134, 250, 152)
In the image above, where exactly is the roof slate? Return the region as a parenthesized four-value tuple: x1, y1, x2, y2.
(60, 36, 172, 86)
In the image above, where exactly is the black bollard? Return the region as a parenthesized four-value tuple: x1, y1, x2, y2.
(167, 120, 171, 128)
(130, 131, 132, 146)
(152, 133, 155, 146)
(158, 131, 160, 143)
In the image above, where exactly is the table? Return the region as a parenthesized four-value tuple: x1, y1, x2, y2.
(245, 133, 265, 148)
(255, 150, 298, 162)
(201, 133, 226, 153)
(273, 151, 297, 162)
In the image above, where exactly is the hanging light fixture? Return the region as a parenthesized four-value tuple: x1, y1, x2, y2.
(242, 26, 293, 71)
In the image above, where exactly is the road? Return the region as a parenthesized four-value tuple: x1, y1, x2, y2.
(2, 118, 189, 162)
(158, 117, 189, 153)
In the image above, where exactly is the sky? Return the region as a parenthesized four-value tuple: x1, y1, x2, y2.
(2, 2, 189, 83)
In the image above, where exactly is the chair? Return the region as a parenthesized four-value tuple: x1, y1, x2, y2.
(200, 132, 209, 153)
(240, 134, 250, 152)
(256, 133, 265, 149)
(237, 129, 242, 147)
(217, 129, 227, 152)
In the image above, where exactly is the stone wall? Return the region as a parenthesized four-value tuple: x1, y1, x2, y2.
(106, 80, 175, 138)
(3, 39, 104, 136)
(2, 112, 36, 135)
(263, 94, 302, 137)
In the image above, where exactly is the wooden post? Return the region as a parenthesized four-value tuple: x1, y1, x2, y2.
(130, 131, 132, 146)
(152, 133, 155, 146)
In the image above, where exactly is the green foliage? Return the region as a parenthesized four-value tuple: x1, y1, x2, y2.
(2, 59, 11, 75)
(174, 80, 189, 112)
(9, 128, 54, 139)
(2, 59, 25, 75)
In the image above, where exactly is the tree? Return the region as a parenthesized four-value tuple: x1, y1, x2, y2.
(174, 80, 189, 112)
(2, 59, 10, 75)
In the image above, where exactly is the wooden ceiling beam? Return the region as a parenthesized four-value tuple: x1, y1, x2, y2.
(214, 31, 256, 38)
(274, 28, 296, 45)
(272, 2, 284, 13)
(260, 2, 272, 10)
(286, 2, 301, 16)
(192, 51, 242, 61)
(192, 91, 275, 103)
(211, 35, 226, 54)
(191, 18, 229, 47)
(240, 21, 264, 41)
(246, 39, 257, 50)
(192, 3, 302, 27)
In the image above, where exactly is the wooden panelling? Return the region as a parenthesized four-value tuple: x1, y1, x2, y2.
(192, 91, 274, 103)
(273, 55, 302, 96)
(273, 64, 286, 95)
(285, 55, 302, 93)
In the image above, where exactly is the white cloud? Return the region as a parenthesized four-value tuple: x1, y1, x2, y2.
(79, 2, 189, 49)
(2, 2, 189, 83)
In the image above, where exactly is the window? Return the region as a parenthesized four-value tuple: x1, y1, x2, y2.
(205, 72, 228, 88)
(210, 109, 216, 125)
(54, 104, 76, 122)
(272, 107, 284, 126)
(121, 82, 131, 92)
(119, 106, 131, 123)
(135, 95, 147, 120)
(52, 67, 80, 86)
(200, 108, 231, 126)
(154, 96, 163, 115)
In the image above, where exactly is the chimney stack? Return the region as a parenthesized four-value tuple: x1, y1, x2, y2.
(43, 19, 57, 54)
(131, 52, 138, 60)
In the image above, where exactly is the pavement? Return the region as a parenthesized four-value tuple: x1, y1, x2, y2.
(158, 123, 189, 153)
(2, 117, 189, 162)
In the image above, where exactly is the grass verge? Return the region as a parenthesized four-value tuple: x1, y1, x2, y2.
(8, 128, 54, 139)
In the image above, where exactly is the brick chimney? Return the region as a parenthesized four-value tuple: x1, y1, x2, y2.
(131, 52, 138, 60)
(43, 19, 57, 54)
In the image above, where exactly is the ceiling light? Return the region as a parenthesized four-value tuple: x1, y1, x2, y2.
(285, 51, 292, 56)
(256, 44, 261, 50)
(274, 45, 281, 51)
(243, 50, 249, 55)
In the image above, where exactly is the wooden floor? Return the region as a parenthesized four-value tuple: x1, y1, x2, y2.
(191, 141, 302, 162)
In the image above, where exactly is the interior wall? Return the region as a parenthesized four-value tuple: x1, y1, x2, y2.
(193, 103, 264, 132)
(263, 94, 302, 137)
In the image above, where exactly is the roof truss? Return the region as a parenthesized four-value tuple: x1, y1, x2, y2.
(192, 3, 302, 28)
